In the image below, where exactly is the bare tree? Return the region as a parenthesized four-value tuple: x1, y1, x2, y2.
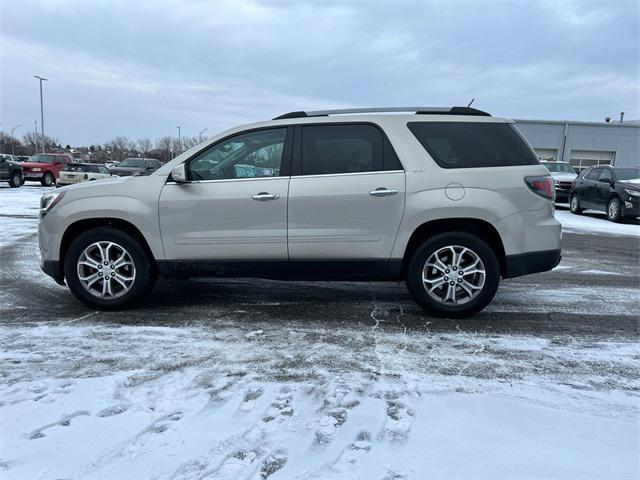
(106, 136, 131, 162)
(22, 132, 59, 155)
(182, 135, 201, 150)
(155, 136, 173, 163)
(137, 138, 153, 156)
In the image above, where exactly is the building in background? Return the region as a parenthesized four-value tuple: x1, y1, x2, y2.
(514, 119, 639, 172)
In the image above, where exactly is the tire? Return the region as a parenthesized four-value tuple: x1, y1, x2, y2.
(64, 227, 156, 310)
(570, 194, 583, 215)
(9, 172, 22, 188)
(405, 232, 500, 318)
(41, 172, 54, 187)
(607, 197, 622, 223)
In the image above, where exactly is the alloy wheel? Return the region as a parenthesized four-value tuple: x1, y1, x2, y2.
(77, 241, 136, 298)
(422, 245, 486, 305)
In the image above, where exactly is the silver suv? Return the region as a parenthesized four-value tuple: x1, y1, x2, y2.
(38, 107, 561, 318)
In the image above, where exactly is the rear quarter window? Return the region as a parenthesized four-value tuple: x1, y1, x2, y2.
(407, 122, 539, 168)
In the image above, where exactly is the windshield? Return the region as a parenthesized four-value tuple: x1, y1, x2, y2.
(615, 168, 640, 181)
(29, 154, 57, 164)
(118, 159, 146, 168)
(542, 162, 575, 173)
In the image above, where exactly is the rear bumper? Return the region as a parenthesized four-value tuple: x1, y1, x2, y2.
(504, 249, 561, 279)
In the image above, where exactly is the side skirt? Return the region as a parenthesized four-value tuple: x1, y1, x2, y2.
(156, 259, 403, 281)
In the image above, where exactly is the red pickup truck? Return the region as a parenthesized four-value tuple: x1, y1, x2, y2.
(20, 153, 76, 186)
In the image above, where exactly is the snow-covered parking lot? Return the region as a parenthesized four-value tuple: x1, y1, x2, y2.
(1, 185, 638, 480)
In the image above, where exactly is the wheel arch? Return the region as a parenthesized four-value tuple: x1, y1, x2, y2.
(60, 218, 157, 278)
(401, 218, 507, 279)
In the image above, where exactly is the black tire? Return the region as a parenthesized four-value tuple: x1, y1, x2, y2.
(607, 197, 622, 223)
(9, 171, 22, 188)
(64, 227, 156, 310)
(570, 194, 583, 215)
(405, 232, 501, 318)
(41, 172, 54, 187)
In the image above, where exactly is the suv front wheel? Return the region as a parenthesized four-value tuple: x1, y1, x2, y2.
(64, 227, 156, 309)
(406, 232, 500, 318)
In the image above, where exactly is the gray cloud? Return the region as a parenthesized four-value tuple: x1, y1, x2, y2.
(1, 0, 638, 145)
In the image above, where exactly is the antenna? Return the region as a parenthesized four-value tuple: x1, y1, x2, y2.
(467, 98, 475, 108)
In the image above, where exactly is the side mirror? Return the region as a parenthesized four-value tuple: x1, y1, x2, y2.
(171, 164, 188, 183)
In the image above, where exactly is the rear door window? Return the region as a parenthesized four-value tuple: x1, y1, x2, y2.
(300, 124, 383, 175)
(598, 169, 612, 183)
(407, 122, 539, 168)
(584, 169, 601, 180)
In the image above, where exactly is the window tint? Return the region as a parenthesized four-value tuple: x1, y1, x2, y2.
(598, 169, 612, 183)
(189, 128, 286, 180)
(584, 168, 600, 180)
(407, 122, 539, 168)
(98, 166, 110, 174)
(301, 125, 383, 175)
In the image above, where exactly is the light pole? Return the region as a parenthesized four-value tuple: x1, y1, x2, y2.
(33, 120, 38, 155)
(198, 128, 208, 142)
(10, 125, 22, 155)
(176, 126, 181, 155)
(33, 75, 47, 153)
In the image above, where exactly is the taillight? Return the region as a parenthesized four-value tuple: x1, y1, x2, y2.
(524, 176, 555, 200)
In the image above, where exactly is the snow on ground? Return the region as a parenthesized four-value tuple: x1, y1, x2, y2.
(555, 208, 640, 237)
(0, 184, 638, 479)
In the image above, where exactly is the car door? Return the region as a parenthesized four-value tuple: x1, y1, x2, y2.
(159, 127, 292, 262)
(594, 168, 613, 211)
(287, 123, 405, 275)
(0, 155, 8, 180)
(578, 168, 600, 208)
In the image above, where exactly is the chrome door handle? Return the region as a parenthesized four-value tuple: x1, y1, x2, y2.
(251, 192, 280, 201)
(369, 188, 398, 197)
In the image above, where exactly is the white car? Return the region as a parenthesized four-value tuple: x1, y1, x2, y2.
(56, 163, 115, 187)
(39, 106, 561, 317)
(541, 161, 577, 203)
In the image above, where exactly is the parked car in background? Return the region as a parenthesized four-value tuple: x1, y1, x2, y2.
(20, 153, 76, 186)
(0, 154, 23, 187)
(56, 163, 115, 187)
(570, 166, 640, 222)
(16, 156, 30, 162)
(108, 158, 161, 176)
(38, 106, 561, 317)
(104, 161, 120, 169)
(541, 161, 577, 203)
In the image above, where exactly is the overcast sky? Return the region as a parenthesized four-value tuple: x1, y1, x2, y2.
(1, 0, 638, 146)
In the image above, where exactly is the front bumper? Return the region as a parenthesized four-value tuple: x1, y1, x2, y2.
(504, 249, 561, 279)
(41, 260, 65, 285)
(622, 195, 640, 218)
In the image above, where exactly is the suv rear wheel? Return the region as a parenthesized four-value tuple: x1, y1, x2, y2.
(41, 172, 54, 187)
(406, 232, 500, 318)
(570, 194, 583, 215)
(64, 227, 156, 309)
(9, 171, 22, 188)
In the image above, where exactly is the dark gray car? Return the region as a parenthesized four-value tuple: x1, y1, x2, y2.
(108, 158, 162, 176)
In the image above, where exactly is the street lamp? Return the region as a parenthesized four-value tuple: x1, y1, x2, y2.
(10, 124, 22, 155)
(33, 75, 47, 153)
(176, 126, 181, 154)
(33, 120, 38, 154)
(198, 128, 208, 142)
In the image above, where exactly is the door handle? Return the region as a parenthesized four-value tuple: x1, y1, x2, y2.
(369, 188, 398, 197)
(251, 192, 280, 201)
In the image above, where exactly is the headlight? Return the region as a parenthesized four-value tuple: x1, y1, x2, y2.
(40, 191, 65, 218)
(624, 189, 640, 197)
